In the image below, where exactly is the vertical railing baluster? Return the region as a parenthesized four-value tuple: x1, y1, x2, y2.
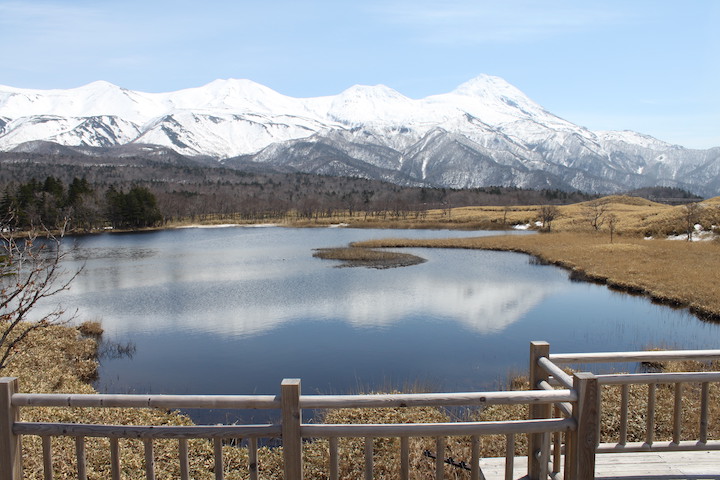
(110, 438, 121, 480)
(364, 437, 373, 480)
(179, 438, 190, 480)
(673, 383, 682, 445)
(214, 438, 224, 480)
(281, 379, 303, 480)
(42, 436, 53, 480)
(75, 436, 87, 480)
(699, 382, 709, 444)
(505, 434, 514, 480)
(435, 436, 445, 480)
(470, 435, 480, 480)
(619, 384, 629, 446)
(552, 406, 561, 474)
(0, 378, 22, 480)
(528, 341, 550, 480)
(646, 383, 656, 446)
(329, 437, 339, 480)
(143, 439, 155, 480)
(565, 372, 599, 480)
(400, 436, 409, 480)
(249, 438, 258, 480)
(538, 432, 549, 480)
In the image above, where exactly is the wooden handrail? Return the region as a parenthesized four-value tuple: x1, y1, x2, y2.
(550, 349, 720, 364)
(13, 422, 281, 439)
(12, 393, 281, 409)
(595, 371, 720, 384)
(301, 418, 575, 438)
(537, 356, 573, 389)
(300, 389, 577, 408)
(12, 389, 577, 410)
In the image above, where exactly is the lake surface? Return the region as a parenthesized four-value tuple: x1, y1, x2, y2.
(51, 226, 719, 423)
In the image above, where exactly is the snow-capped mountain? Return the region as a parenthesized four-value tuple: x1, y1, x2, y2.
(1, 75, 718, 195)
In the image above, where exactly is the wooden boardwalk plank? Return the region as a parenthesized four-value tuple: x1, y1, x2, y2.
(476, 451, 719, 479)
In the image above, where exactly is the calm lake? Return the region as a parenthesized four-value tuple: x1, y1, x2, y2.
(53, 226, 719, 423)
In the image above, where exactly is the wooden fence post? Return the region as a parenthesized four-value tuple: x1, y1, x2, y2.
(565, 372, 598, 480)
(282, 379, 303, 480)
(528, 341, 550, 480)
(0, 377, 21, 480)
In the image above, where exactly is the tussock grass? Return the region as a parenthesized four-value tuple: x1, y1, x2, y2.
(313, 247, 426, 268)
(77, 320, 104, 337)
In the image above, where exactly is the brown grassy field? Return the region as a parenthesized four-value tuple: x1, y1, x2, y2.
(275, 195, 720, 237)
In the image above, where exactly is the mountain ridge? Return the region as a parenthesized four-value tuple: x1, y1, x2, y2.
(1, 76, 718, 196)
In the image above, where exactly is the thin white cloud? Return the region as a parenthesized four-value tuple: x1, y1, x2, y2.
(370, 0, 631, 45)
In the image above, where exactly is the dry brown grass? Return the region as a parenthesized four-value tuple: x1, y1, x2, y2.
(313, 247, 426, 268)
(274, 195, 720, 237)
(77, 320, 104, 338)
(6, 325, 253, 479)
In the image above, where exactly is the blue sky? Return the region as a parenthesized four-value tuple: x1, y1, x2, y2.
(1, 0, 718, 148)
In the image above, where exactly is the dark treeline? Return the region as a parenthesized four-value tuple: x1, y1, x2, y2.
(1, 176, 162, 231)
(1, 153, 596, 231)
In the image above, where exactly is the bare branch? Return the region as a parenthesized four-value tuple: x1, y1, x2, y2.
(0, 218, 81, 370)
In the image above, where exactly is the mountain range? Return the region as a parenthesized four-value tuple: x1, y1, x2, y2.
(1, 75, 718, 196)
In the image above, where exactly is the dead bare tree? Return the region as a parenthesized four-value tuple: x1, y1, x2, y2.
(0, 219, 80, 370)
(583, 200, 608, 231)
(538, 205, 560, 232)
(606, 213, 618, 243)
(682, 202, 702, 242)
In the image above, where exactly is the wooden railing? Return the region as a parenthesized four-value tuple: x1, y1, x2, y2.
(533, 342, 720, 478)
(1, 341, 718, 480)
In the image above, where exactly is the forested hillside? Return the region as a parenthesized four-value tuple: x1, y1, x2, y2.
(0, 152, 601, 232)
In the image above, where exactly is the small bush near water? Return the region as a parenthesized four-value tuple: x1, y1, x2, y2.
(78, 320, 104, 337)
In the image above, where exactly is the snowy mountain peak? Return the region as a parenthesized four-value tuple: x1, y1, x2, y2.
(169, 78, 299, 114)
(336, 83, 409, 101)
(198, 78, 281, 99)
(327, 84, 416, 125)
(452, 74, 523, 98)
(75, 80, 123, 91)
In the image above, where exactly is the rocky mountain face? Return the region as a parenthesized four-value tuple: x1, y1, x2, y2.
(1, 76, 718, 196)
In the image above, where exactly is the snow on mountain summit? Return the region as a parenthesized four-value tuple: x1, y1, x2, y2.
(451, 74, 525, 98)
(326, 84, 420, 125)
(168, 78, 307, 115)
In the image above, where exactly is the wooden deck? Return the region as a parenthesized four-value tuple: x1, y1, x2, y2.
(478, 451, 720, 479)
